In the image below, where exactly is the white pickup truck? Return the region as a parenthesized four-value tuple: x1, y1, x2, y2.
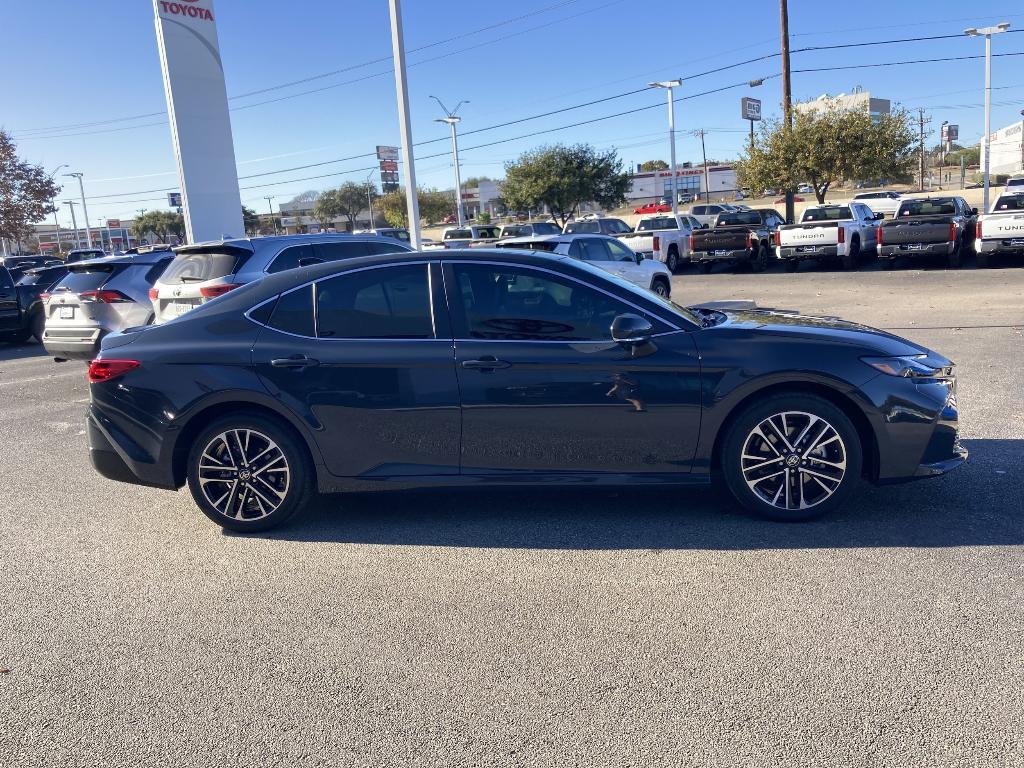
(974, 192, 1024, 267)
(616, 214, 701, 273)
(774, 202, 881, 271)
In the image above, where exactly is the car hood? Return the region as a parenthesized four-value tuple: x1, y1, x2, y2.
(706, 308, 949, 362)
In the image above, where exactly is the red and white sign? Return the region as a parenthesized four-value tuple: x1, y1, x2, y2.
(107, 219, 121, 228)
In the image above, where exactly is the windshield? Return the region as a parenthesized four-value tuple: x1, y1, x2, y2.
(717, 212, 761, 226)
(496, 240, 559, 252)
(475, 226, 500, 239)
(501, 225, 531, 238)
(898, 200, 956, 217)
(803, 207, 852, 221)
(564, 221, 598, 234)
(992, 195, 1024, 211)
(529, 222, 561, 235)
(636, 218, 678, 232)
(161, 249, 250, 285)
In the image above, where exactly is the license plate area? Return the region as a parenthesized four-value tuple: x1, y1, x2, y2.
(714, 250, 727, 256)
(59, 306, 75, 319)
(907, 244, 924, 251)
(170, 299, 200, 316)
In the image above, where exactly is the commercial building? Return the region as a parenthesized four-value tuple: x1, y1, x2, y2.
(795, 90, 891, 121)
(33, 220, 137, 255)
(459, 179, 503, 218)
(979, 119, 1024, 176)
(626, 166, 738, 202)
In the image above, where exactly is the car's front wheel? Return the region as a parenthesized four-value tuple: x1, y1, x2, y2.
(186, 414, 314, 532)
(651, 276, 670, 298)
(720, 394, 862, 521)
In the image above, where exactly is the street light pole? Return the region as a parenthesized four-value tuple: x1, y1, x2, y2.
(965, 22, 1010, 213)
(780, 0, 795, 223)
(365, 170, 376, 228)
(648, 79, 683, 216)
(388, 0, 421, 249)
(431, 96, 469, 227)
(63, 172, 92, 248)
(64, 201, 80, 248)
(44, 164, 68, 256)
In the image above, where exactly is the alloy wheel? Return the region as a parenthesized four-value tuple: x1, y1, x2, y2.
(740, 411, 847, 511)
(197, 429, 290, 520)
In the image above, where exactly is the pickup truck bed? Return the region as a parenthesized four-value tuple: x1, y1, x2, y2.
(974, 196, 1024, 267)
(877, 197, 976, 269)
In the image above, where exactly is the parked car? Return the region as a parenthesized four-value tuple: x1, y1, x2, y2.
(0, 266, 33, 343)
(440, 225, 501, 248)
(775, 203, 882, 271)
(498, 222, 562, 239)
(85, 249, 966, 532)
(877, 196, 977, 269)
(495, 233, 672, 297)
(150, 234, 414, 324)
(634, 201, 672, 215)
(617, 214, 701, 272)
(973, 192, 1024, 267)
(42, 253, 174, 361)
(852, 190, 903, 219)
(66, 248, 107, 264)
(1003, 177, 1024, 193)
(690, 208, 786, 272)
(562, 217, 633, 236)
(11, 264, 70, 341)
(797, 184, 814, 194)
(352, 227, 410, 243)
(0, 255, 62, 281)
(689, 204, 735, 228)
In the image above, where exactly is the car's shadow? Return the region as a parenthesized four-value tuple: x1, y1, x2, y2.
(243, 438, 1023, 549)
(0, 340, 47, 362)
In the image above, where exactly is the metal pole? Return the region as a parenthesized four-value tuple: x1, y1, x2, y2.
(749, 119, 755, 151)
(667, 87, 679, 217)
(780, 0, 794, 223)
(698, 130, 711, 202)
(388, 0, 421, 249)
(450, 121, 465, 227)
(73, 174, 92, 248)
(53, 210, 62, 255)
(982, 32, 992, 212)
(366, 171, 375, 228)
(65, 201, 80, 248)
(105, 219, 113, 252)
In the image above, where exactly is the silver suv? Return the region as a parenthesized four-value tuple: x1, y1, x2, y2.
(150, 234, 414, 324)
(42, 253, 174, 361)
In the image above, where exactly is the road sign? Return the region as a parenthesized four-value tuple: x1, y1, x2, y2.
(107, 218, 121, 228)
(741, 97, 762, 121)
(941, 124, 959, 142)
(379, 159, 398, 172)
(168, 192, 182, 207)
(376, 145, 399, 162)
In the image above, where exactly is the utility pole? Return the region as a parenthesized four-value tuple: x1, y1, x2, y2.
(780, 0, 794, 223)
(264, 196, 276, 234)
(388, 0, 421, 248)
(365, 170, 376, 228)
(64, 201, 80, 248)
(918, 108, 928, 192)
(648, 79, 683, 215)
(692, 130, 711, 202)
(431, 96, 468, 226)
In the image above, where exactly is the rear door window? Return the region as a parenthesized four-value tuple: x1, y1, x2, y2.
(54, 264, 119, 293)
(0, 269, 13, 290)
(315, 264, 433, 339)
(314, 241, 375, 264)
(161, 249, 249, 285)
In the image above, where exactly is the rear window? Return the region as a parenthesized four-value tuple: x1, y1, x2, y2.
(993, 196, 1024, 211)
(564, 221, 599, 234)
(496, 241, 559, 252)
(54, 263, 120, 293)
(501, 225, 531, 238)
(444, 229, 472, 240)
(803, 207, 852, 221)
(636, 218, 678, 232)
(717, 212, 761, 226)
(160, 249, 250, 285)
(1005, 178, 1024, 187)
(18, 266, 67, 287)
(475, 226, 500, 239)
(898, 200, 956, 217)
(530, 223, 561, 235)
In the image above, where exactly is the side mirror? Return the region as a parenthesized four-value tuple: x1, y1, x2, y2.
(634, 252, 644, 264)
(874, 212, 885, 220)
(611, 313, 653, 344)
(971, 208, 979, 216)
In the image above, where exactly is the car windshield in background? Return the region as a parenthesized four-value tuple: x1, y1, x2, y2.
(717, 212, 761, 226)
(161, 249, 248, 284)
(636, 218, 678, 232)
(501, 225, 531, 238)
(445, 229, 472, 240)
(993, 196, 1024, 211)
(804, 207, 853, 221)
(54, 264, 119, 293)
(476, 227, 501, 239)
(565, 221, 599, 233)
(530, 223, 561, 235)
(898, 200, 956, 217)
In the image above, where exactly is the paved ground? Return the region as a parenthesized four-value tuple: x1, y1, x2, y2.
(1, 264, 1022, 767)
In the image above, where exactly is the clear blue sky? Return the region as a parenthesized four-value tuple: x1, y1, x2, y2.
(4, 0, 1024, 225)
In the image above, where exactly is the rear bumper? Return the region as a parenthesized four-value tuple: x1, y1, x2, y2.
(975, 240, 1024, 257)
(692, 248, 754, 263)
(778, 245, 840, 260)
(878, 242, 953, 258)
(87, 408, 177, 490)
(42, 327, 104, 360)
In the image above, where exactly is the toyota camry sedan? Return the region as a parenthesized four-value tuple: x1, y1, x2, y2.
(85, 250, 966, 532)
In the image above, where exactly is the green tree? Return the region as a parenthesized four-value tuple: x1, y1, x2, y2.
(242, 205, 260, 234)
(945, 143, 980, 168)
(0, 130, 61, 247)
(378, 190, 408, 228)
(165, 211, 186, 242)
(312, 189, 340, 229)
(639, 159, 669, 171)
(738, 106, 916, 204)
(377, 188, 454, 227)
(501, 144, 630, 226)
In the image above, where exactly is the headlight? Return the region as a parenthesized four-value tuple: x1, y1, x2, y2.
(861, 354, 950, 379)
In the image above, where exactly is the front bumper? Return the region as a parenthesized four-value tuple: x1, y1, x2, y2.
(878, 242, 953, 259)
(43, 327, 104, 360)
(777, 245, 840, 260)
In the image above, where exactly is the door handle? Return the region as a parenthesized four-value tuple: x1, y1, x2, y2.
(461, 357, 511, 370)
(270, 355, 320, 369)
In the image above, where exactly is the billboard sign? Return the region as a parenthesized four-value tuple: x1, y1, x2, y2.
(741, 97, 762, 121)
(153, 0, 243, 242)
(376, 145, 400, 162)
(941, 124, 959, 142)
(379, 160, 398, 172)
(168, 192, 182, 207)
(106, 219, 121, 228)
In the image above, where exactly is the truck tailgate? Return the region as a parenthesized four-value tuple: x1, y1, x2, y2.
(778, 222, 840, 248)
(879, 217, 951, 245)
(619, 232, 655, 252)
(691, 227, 750, 253)
(981, 213, 1024, 240)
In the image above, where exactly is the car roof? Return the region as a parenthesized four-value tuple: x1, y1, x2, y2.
(71, 253, 173, 267)
(173, 233, 394, 254)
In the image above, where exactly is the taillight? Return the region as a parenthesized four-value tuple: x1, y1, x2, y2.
(653, 235, 660, 251)
(687, 234, 693, 252)
(877, 225, 884, 246)
(39, 292, 51, 301)
(199, 283, 243, 299)
(746, 233, 754, 249)
(837, 226, 845, 244)
(79, 289, 132, 303)
(773, 230, 781, 246)
(976, 220, 983, 239)
(949, 222, 957, 242)
(148, 288, 159, 301)
(87, 359, 140, 383)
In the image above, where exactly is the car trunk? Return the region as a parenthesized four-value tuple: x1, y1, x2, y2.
(691, 226, 753, 253)
(152, 245, 252, 323)
(45, 263, 136, 341)
(879, 216, 953, 246)
(778, 221, 841, 248)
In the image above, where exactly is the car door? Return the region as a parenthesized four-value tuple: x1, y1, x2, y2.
(442, 259, 702, 476)
(252, 261, 462, 478)
(604, 238, 648, 288)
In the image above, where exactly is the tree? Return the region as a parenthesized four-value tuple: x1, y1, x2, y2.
(737, 106, 916, 204)
(0, 130, 61, 246)
(286, 190, 320, 206)
(945, 143, 980, 168)
(462, 176, 494, 188)
(501, 144, 630, 226)
(132, 210, 183, 243)
(165, 211, 186, 242)
(378, 190, 408, 228)
(242, 205, 260, 234)
(639, 159, 669, 171)
(377, 188, 455, 227)
(312, 189, 340, 229)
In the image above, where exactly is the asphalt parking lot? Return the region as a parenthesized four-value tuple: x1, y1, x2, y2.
(1, 262, 1022, 767)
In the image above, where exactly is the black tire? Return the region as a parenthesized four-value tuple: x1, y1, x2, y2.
(31, 312, 45, 343)
(784, 259, 799, 273)
(842, 238, 860, 270)
(720, 393, 862, 522)
(665, 246, 679, 273)
(977, 252, 991, 268)
(751, 245, 769, 273)
(948, 238, 962, 269)
(6, 328, 31, 345)
(186, 413, 315, 533)
(651, 277, 670, 298)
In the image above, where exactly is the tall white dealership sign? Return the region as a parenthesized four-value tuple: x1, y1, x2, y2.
(153, 0, 243, 242)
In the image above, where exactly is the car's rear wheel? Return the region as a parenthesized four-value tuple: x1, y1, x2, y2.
(842, 238, 860, 270)
(720, 394, 862, 522)
(186, 414, 314, 532)
(665, 247, 679, 273)
(30, 311, 45, 343)
(948, 238, 962, 268)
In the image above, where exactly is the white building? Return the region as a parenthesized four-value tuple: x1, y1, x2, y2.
(979, 120, 1024, 176)
(795, 90, 891, 121)
(627, 166, 738, 202)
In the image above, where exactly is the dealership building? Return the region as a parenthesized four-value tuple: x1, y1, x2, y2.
(626, 165, 739, 202)
(979, 119, 1024, 176)
(794, 90, 891, 121)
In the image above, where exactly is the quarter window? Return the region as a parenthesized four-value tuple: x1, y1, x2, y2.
(315, 264, 433, 339)
(449, 263, 654, 342)
(267, 284, 314, 337)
